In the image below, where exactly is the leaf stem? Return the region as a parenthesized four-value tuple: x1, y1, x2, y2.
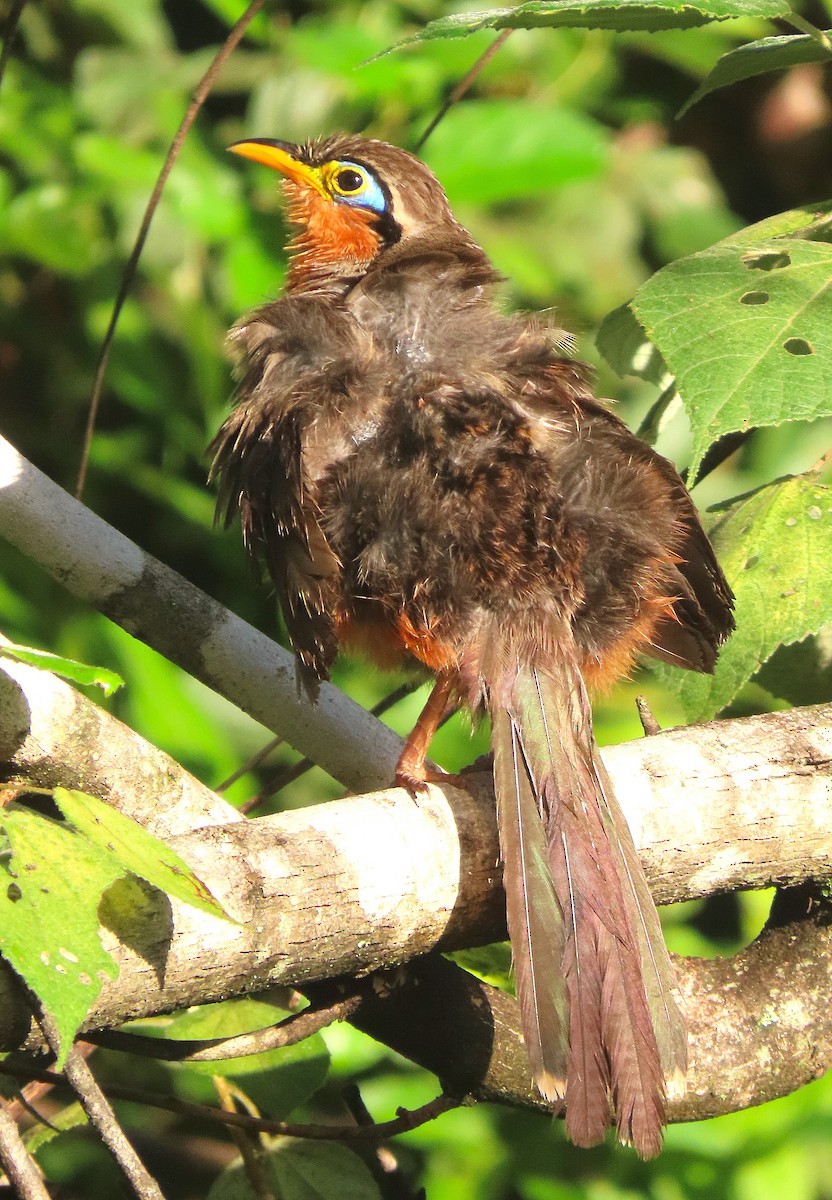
(782, 12, 832, 54)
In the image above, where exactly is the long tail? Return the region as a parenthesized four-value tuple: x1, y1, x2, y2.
(489, 645, 686, 1158)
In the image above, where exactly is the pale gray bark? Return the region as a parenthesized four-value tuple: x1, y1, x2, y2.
(1, 434, 831, 1128)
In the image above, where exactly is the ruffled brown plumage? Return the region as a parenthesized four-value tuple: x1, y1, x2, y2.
(212, 135, 735, 1156)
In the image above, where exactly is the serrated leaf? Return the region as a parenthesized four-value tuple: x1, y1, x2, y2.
(631, 208, 832, 480)
(653, 474, 832, 719)
(52, 789, 234, 922)
(383, 0, 791, 52)
(208, 1139, 382, 1200)
(0, 808, 121, 1065)
(0, 641, 124, 696)
(756, 627, 832, 706)
(679, 34, 832, 116)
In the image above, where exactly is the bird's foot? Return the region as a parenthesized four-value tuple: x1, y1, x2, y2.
(394, 757, 465, 798)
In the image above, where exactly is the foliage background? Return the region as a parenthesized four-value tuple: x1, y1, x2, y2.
(1, 0, 831, 1196)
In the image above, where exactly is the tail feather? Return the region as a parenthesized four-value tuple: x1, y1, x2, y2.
(492, 708, 568, 1100)
(488, 645, 686, 1157)
(593, 755, 687, 1097)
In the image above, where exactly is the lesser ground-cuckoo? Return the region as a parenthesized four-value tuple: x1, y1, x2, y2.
(211, 134, 735, 1157)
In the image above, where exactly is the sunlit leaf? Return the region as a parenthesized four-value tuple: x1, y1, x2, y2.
(52, 789, 234, 921)
(631, 204, 832, 480)
(385, 0, 792, 52)
(0, 641, 124, 696)
(679, 34, 832, 116)
(654, 473, 832, 718)
(0, 809, 121, 1066)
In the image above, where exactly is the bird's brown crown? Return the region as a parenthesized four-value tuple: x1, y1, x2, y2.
(229, 134, 466, 290)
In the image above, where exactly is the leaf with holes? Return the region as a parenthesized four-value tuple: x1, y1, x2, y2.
(652, 473, 832, 720)
(52, 789, 234, 921)
(0, 807, 122, 1065)
(679, 34, 832, 117)
(631, 203, 832, 480)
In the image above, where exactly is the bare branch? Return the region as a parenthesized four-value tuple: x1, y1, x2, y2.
(1, 640, 830, 1122)
(1, 1062, 463, 1143)
(314, 887, 832, 1124)
(90, 990, 363, 1063)
(77, 0, 267, 500)
(0, 1100, 50, 1200)
(0, 434, 405, 793)
(0, 655, 238, 838)
(37, 1013, 164, 1200)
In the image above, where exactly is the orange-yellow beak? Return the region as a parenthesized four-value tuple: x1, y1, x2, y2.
(228, 139, 328, 198)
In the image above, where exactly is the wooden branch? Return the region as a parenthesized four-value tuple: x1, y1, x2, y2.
(0, 434, 404, 793)
(317, 888, 832, 1124)
(0, 654, 238, 838)
(2, 436, 831, 1127)
(1, 654, 830, 1124)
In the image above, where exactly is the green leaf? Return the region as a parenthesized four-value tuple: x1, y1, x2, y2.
(208, 1139, 382, 1200)
(0, 641, 124, 696)
(596, 301, 671, 387)
(386, 0, 792, 50)
(755, 627, 832, 706)
(0, 808, 121, 1066)
(161, 996, 330, 1119)
(52, 789, 234, 922)
(24, 1101, 88, 1156)
(654, 474, 832, 719)
(631, 205, 832, 480)
(679, 34, 832, 116)
(423, 100, 608, 204)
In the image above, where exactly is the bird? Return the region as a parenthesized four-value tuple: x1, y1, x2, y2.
(210, 133, 735, 1158)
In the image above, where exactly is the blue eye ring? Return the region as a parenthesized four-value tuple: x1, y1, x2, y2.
(325, 160, 387, 214)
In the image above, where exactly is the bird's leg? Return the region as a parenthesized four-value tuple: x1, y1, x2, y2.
(395, 670, 460, 794)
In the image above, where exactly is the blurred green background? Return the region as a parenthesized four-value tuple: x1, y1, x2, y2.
(1, 1, 831, 1196)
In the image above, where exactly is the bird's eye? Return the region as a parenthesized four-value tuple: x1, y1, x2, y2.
(325, 161, 387, 214)
(333, 168, 365, 195)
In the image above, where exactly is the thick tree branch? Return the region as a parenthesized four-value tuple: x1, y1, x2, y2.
(1, 655, 831, 1123)
(1, 436, 831, 1127)
(0, 435, 404, 793)
(316, 888, 832, 1124)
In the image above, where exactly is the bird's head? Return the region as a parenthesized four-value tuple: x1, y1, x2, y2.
(229, 135, 464, 290)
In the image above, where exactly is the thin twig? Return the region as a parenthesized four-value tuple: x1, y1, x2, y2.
(75, 0, 267, 500)
(37, 1010, 165, 1200)
(217, 735, 283, 794)
(416, 29, 513, 150)
(89, 989, 363, 1063)
(215, 1078, 276, 1200)
(0, 1102, 50, 1200)
(0, 0, 27, 94)
(1, 1086, 60, 1134)
(243, 680, 418, 810)
(635, 695, 662, 737)
(0, 1062, 463, 1142)
(343, 1084, 416, 1198)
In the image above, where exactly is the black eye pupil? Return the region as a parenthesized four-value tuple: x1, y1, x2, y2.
(336, 169, 363, 193)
